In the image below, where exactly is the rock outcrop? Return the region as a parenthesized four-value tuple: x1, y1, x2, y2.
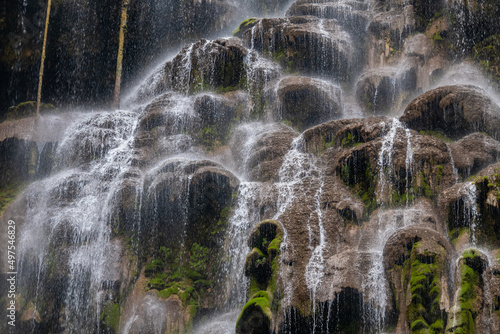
(2, 0, 500, 333)
(276, 76, 343, 130)
(400, 85, 500, 140)
(236, 16, 357, 81)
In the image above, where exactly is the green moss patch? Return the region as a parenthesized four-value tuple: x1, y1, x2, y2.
(446, 249, 487, 333)
(419, 130, 454, 143)
(237, 219, 283, 333)
(233, 18, 257, 36)
(474, 35, 500, 85)
(100, 302, 120, 332)
(236, 295, 272, 334)
(0, 182, 26, 215)
(145, 259, 164, 277)
(341, 131, 362, 148)
(393, 241, 448, 334)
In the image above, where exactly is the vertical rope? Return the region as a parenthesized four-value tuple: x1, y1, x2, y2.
(113, 0, 130, 110)
(36, 0, 52, 118)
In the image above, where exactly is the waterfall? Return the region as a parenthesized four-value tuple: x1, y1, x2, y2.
(17, 110, 140, 332)
(463, 182, 479, 247)
(3, 1, 500, 333)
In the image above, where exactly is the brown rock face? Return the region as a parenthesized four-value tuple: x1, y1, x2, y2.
(120, 278, 194, 334)
(6, 0, 500, 333)
(231, 123, 298, 182)
(448, 133, 500, 178)
(400, 85, 500, 140)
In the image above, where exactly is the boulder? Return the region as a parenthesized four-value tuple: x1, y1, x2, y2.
(132, 38, 249, 102)
(302, 116, 389, 155)
(231, 123, 297, 181)
(193, 91, 250, 148)
(134, 90, 250, 162)
(276, 76, 343, 130)
(138, 158, 239, 249)
(336, 126, 455, 209)
(57, 110, 137, 167)
(383, 226, 455, 334)
(138, 93, 199, 134)
(448, 133, 500, 178)
(383, 225, 455, 270)
(237, 16, 356, 81)
(355, 64, 417, 115)
(400, 85, 500, 140)
(286, 0, 370, 36)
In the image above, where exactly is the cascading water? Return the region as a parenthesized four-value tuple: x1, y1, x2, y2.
(272, 133, 325, 332)
(17, 110, 140, 332)
(462, 182, 480, 247)
(3, 0, 500, 333)
(274, 134, 326, 329)
(356, 117, 416, 331)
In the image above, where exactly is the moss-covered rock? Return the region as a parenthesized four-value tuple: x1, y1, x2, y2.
(100, 302, 120, 333)
(384, 226, 455, 333)
(237, 219, 283, 334)
(145, 259, 165, 277)
(233, 17, 258, 37)
(133, 38, 249, 102)
(6, 101, 56, 121)
(337, 144, 378, 216)
(248, 219, 283, 253)
(236, 295, 272, 334)
(473, 35, 500, 86)
(406, 245, 446, 334)
(446, 249, 489, 334)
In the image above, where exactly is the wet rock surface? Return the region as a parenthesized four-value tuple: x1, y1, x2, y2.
(356, 64, 417, 115)
(231, 123, 297, 182)
(276, 76, 343, 130)
(448, 133, 500, 178)
(3, 0, 500, 333)
(237, 16, 357, 81)
(400, 85, 500, 140)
